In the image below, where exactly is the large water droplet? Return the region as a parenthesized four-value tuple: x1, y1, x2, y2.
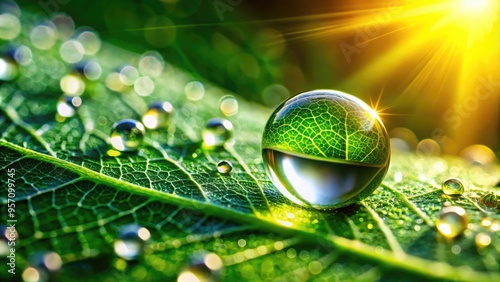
(261, 90, 390, 209)
(142, 102, 173, 129)
(114, 224, 151, 261)
(217, 160, 233, 174)
(110, 119, 146, 151)
(203, 118, 234, 148)
(436, 206, 468, 239)
(441, 178, 464, 196)
(178, 252, 223, 282)
(57, 95, 82, 118)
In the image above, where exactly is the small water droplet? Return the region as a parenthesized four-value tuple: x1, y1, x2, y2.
(442, 178, 464, 196)
(177, 252, 223, 282)
(57, 95, 82, 118)
(142, 102, 173, 129)
(202, 118, 233, 148)
(436, 206, 468, 239)
(23, 251, 62, 282)
(475, 233, 491, 249)
(261, 90, 390, 209)
(479, 192, 498, 208)
(219, 95, 239, 116)
(217, 160, 233, 174)
(110, 119, 146, 151)
(114, 224, 151, 261)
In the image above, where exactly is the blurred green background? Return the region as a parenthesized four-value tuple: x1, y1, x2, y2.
(15, 0, 500, 158)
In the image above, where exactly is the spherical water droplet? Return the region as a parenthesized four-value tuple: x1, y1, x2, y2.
(261, 90, 390, 209)
(475, 232, 491, 249)
(57, 95, 82, 118)
(442, 178, 465, 196)
(114, 224, 151, 261)
(203, 118, 234, 148)
(479, 192, 498, 208)
(23, 251, 62, 282)
(178, 252, 223, 282)
(217, 160, 233, 174)
(219, 95, 239, 116)
(0, 13, 20, 40)
(185, 81, 205, 101)
(436, 206, 468, 239)
(110, 120, 146, 151)
(142, 102, 173, 129)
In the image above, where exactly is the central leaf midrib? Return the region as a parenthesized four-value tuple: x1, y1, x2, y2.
(3, 140, 499, 282)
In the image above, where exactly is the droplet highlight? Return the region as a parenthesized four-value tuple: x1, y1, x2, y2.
(261, 90, 390, 209)
(110, 119, 146, 151)
(142, 102, 173, 129)
(436, 206, 468, 239)
(441, 178, 465, 196)
(114, 224, 151, 261)
(203, 118, 234, 148)
(57, 95, 82, 118)
(178, 252, 223, 282)
(217, 160, 233, 174)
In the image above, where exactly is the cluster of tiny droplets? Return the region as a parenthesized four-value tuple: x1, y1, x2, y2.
(0, 2, 231, 278)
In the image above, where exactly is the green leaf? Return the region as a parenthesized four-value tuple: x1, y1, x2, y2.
(1, 15, 500, 282)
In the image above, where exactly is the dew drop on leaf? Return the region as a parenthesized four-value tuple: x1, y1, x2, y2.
(142, 101, 173, 129)
(261, 90, 390, 209)
(203, 118, 234, 149)
(479, 192, 498, 208)
(436, 206, 468, 239)
(113, 224, 151, 261)
(110, 119, 146, 151)
(217, 160, 233, 174)
(178, 252, 223, 282)
(56, 95, 82, 118)
(441, 178, 465, 196)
